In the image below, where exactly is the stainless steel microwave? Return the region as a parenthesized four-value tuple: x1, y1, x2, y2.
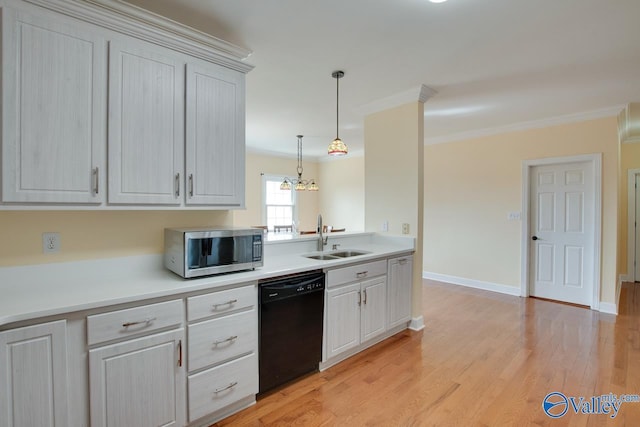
(164, 227, 263, 278)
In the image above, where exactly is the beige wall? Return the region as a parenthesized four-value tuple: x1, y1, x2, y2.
(619, 142, 640, 276)
(233, 151, 320, 232)
(0, 210, 231, 266)
(424, 116, 619, 304)
(365, 102, 424, 318)
(318, 155, 365, 232)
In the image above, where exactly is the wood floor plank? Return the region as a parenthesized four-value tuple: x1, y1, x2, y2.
(214, 281, 640, 426)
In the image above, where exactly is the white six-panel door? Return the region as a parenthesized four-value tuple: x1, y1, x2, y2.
(530, 161, 594, 305)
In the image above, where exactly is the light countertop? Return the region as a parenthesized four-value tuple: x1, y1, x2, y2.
(0, 232, 414, 327)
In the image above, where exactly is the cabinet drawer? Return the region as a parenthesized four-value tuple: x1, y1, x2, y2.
(327, 260, 387, 288)
(87, 299, 183, 346)
(188, 309, 257, 372)
(187, 284, 256, 322)
(188, 352, 258, 422)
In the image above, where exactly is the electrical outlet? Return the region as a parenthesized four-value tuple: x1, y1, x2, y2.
(42, 232, 60, 254)
(402, 223, 410, 234)
(507, 212, 521, 221)
(382, 220, 389, 232)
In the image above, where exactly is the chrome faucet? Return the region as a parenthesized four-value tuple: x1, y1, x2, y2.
(317, 214, 328, 251)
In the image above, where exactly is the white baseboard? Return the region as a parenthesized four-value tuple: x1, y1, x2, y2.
(422, 271, 521, 297)
(409, 316, 424, 331)
(599, 276, 624, 316)
(620, 274, 633, 283)
(599, 302, 618, 315)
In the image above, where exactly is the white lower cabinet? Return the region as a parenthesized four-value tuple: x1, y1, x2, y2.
(89, 329, 186, 427)
(323, 254, 413, 368)
(387, 255, 414, 329)
(187, 353, 257, 422)
(186, 283, 258, 425)
(88, 299, 186, 427)
(0, 320, 69, 427)
(324, 267, 387, 362)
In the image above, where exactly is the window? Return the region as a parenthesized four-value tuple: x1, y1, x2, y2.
(262, 174, 297, 231)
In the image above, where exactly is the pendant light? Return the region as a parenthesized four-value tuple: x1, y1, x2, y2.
(280, 135, 319, 191)
(328, 70, 348, 156)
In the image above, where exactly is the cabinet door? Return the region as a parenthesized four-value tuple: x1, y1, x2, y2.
(0, 320, 68, 427)
(361, 277, 387, 343)
(108, 41, 184, 205)
(89, 329, 185, 427)
(185, 63, 245, 206)
(1, 8, 106, 203)
(324, 283, 361, 360)
(387, 256, 413, 329)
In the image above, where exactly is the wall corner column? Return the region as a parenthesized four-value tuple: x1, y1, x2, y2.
(363, 85, 435, 324)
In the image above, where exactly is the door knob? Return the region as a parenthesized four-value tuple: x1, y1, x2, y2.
(532, 236, 539, 241)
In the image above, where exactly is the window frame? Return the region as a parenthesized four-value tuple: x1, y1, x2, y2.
(261, 173, 298, 231)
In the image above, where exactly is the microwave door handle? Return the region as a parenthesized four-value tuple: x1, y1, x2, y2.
(200, 240, 207, 267)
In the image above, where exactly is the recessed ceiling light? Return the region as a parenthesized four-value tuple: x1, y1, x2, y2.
(429, 0, 449, 3)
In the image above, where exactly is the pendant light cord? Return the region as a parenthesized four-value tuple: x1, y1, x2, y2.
(336, 75, 339, 139)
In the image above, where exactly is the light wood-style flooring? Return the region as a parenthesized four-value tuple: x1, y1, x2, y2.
(215, 280, 640, 426)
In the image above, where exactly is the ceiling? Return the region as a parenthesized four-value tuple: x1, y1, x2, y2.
(123, 0, 640, 159)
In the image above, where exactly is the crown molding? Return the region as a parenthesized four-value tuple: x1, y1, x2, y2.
(619, 103, 640, 144)
(356, 84, 437, 116)
(425, 105, 626, 145)
(22, 0, 254, 73)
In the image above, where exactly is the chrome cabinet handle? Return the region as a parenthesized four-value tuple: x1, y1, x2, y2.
(93, 167, 99, 195)
(212, 299, 238, 309)
(356, 271, 368, 279)
(357, 290, 361, 306)
(122, 317, 156, 328)
(399, 258, 408, 265)
(189, 174, 194, 197)
(213, 381, 238, 394)
(177, 340, 183, 367)
(213, 335, 238, 346)
(175, 173, 180, 197)
(363, 289, 367, 305)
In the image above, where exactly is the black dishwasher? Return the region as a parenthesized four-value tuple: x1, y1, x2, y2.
(258, 270, 325, 395)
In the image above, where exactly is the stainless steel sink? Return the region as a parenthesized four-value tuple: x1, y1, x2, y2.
(331, 250, 370, 257)
(303, 250, 371, 261)
(305, 254, 340, 260)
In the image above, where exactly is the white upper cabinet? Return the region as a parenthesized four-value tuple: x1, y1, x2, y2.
(0, 0, 251, 209)
(108, 41, 185, 205)
(186, 63, 245, 207)
(1, 7, 106, 203)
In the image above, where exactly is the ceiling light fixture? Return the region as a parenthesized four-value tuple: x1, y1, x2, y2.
(280, 135, 319, 191)
(328, 70, 348, 156)
(429, 0, 449, 3)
